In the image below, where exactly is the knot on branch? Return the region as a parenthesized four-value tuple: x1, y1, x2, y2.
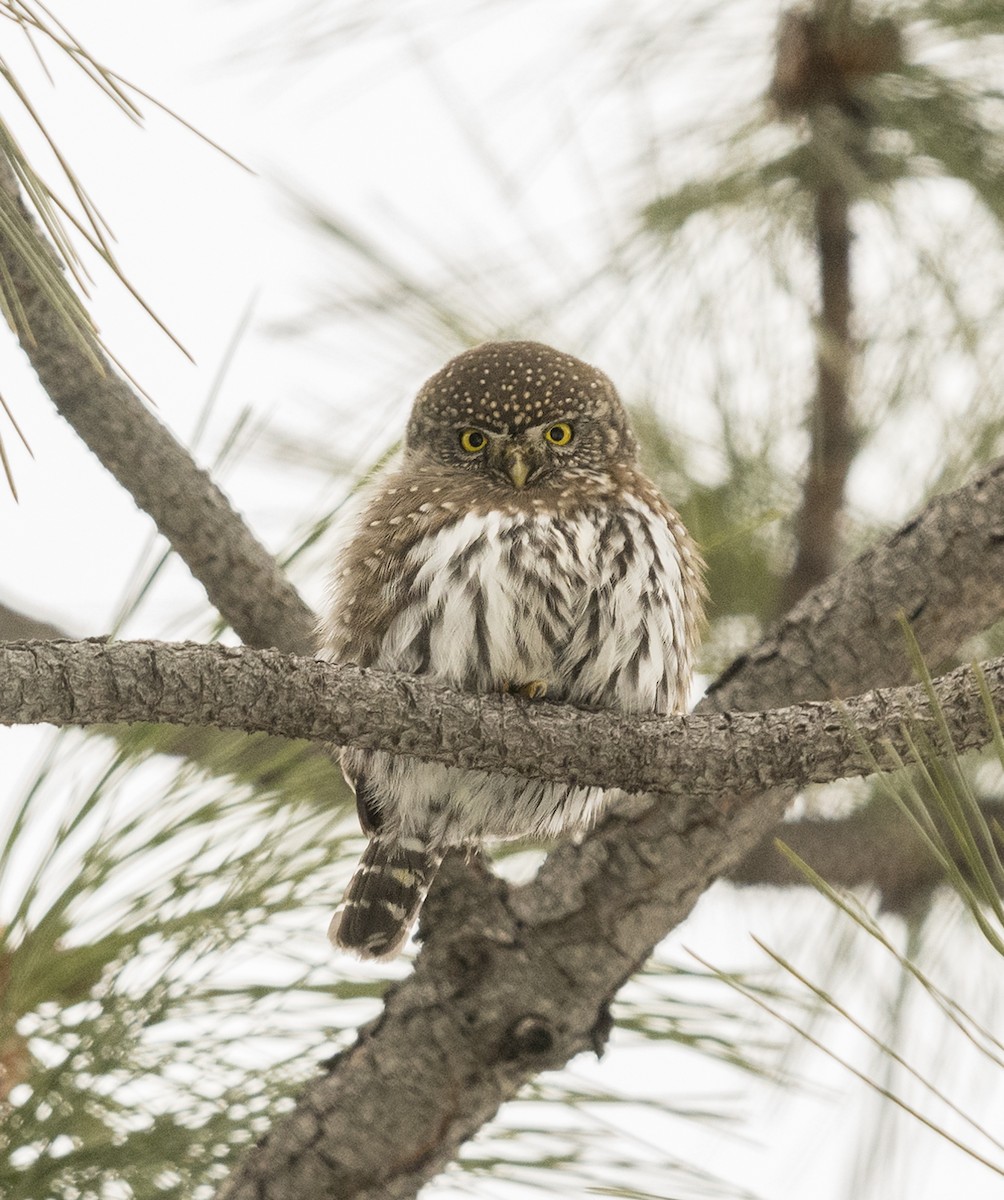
(499, 1015, 554, 1061)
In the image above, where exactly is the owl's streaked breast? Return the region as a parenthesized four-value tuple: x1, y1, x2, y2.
(373, 510, 587, 690)
(367, 497, 691, 717)
(328, 492, 696, 844)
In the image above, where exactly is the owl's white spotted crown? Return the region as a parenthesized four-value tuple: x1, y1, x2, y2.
(407, 340, 626, 435)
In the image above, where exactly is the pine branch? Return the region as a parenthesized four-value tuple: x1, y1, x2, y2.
(2, 638, 1004, 806)
(8, 604, 988, 919)
(0, 599, 342, 799)
(0, 155, 316, 655)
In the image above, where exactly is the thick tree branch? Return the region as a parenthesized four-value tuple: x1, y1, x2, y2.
(0, 156, 316, 655)
(1, 639, 1003, 807)
(0, 601, 342, 799)
(211, 457, 1004, 1200)
(11, 614, 982, 914)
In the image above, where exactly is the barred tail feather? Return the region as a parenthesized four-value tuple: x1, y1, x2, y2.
(329, 838, 442, 959)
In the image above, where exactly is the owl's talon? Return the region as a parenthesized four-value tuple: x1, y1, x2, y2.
(516, 679, 548, 700)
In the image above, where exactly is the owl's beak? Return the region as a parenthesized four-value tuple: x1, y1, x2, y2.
(504, 450, 529, 489)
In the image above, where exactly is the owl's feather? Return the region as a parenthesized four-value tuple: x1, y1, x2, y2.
(328, 836, 442, 959)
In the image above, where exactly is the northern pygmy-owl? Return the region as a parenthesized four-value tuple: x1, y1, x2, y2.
(320, 341, 704, 957)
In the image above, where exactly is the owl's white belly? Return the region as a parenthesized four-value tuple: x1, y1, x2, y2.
(340, 501, 691, 846)
(374, 503, 688, 714)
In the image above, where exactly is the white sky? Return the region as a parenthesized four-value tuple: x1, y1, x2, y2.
(1, 3, 1003, 1199)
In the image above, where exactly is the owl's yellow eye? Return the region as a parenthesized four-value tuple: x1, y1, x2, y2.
(459, 429, 488, 453)
(544, 422, 574, 447)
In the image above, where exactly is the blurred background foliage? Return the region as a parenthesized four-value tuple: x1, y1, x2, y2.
(3, 0, 1004, 1197)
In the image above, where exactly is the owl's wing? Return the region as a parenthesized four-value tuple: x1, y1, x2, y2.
(354, 776, 384, 835)
(317, 448, 405, 662)
(340, 751, 385, 835)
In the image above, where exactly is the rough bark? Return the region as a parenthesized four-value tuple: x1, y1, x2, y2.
(0, 156, 316, 656)
(2, 600, 990, 915)
(0, 599, 343, 798)
(2, 638, 1003, 807)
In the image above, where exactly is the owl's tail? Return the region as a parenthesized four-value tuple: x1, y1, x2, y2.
(329, 837, 442, 959)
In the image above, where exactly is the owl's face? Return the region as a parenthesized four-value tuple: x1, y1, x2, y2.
(405, 341, 638, 489)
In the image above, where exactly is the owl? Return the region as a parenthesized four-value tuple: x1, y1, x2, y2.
(319, 341, 705, 957)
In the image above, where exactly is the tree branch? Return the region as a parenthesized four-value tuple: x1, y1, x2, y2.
(210, 456, 1004, 1200)
(0, 601, 343, 799)
(779, 140, 855, 610)
(0, 599, 65, 641)
(2, 638, 1003, 807)
(0, 156, 316, 656)
(729, 794, 1004, 913)
(11, 611, 984, 916)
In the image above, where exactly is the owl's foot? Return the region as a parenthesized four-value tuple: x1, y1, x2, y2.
(510, 679, 548, 700)
(463, 845, 490, 870)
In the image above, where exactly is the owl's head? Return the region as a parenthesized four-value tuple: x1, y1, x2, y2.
(405, 341, 638, 489)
